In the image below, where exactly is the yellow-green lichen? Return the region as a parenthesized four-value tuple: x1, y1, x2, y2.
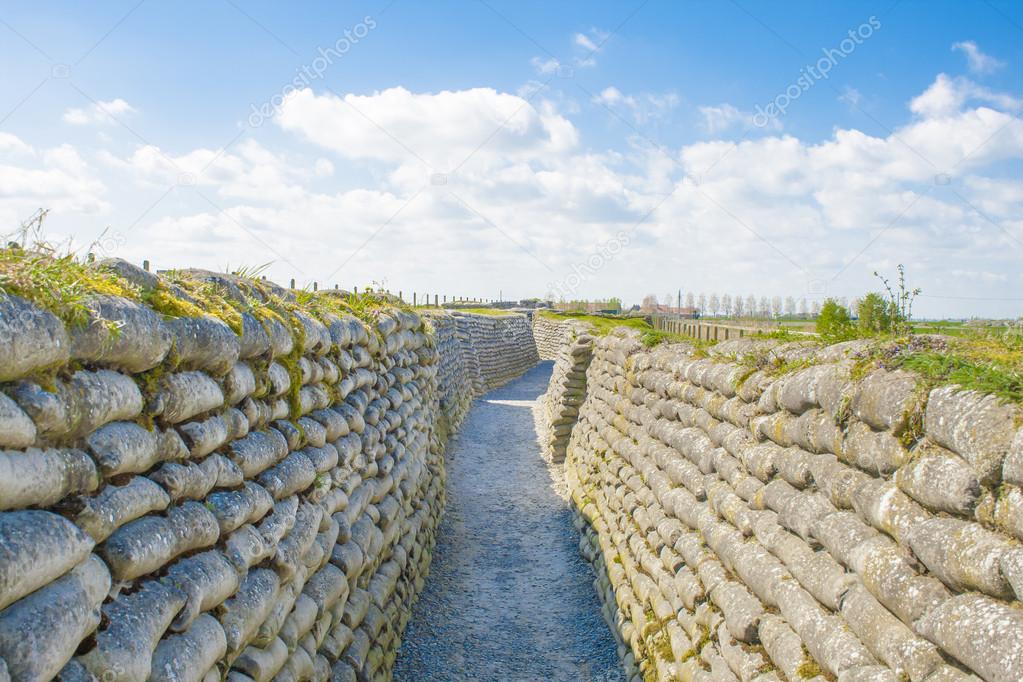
(0, 246, 139, 331)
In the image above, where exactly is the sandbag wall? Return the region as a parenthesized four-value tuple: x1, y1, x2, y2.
(421, 310, 537, 434)
(420, 313, 475, 435)
(0, 267, 537, 682)
(533, 314, 576, 361)
(563, 331, 1023, 682)
(447, 312, 539, 392)
(538, 321, 594, 463)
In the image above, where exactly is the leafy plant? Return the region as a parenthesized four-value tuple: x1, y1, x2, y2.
(856, 292, 892, 334)
(874, 264, 920, 335)
(815, 298, 856, 344)
(228, 262, 273, 280)
(0, 242, 139, 330)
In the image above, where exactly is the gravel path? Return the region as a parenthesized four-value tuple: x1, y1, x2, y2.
(393, 362, 622, 681)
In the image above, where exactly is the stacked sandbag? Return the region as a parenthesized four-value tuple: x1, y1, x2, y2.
(421, 314, 475, 434)
(0, 258, 533, 682)
(463, 312, 538, 390)
(561, 329, 1023, 682)
(539, 322, 594, 463)
(532, 314, 576, 360)
(430, 311, 539, 393)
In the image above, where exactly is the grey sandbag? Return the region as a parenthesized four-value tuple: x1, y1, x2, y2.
(86, 420, 160, 476)
(78, 580, 188, 681)
(0, 510, 94, 611)
(0, 393, 35, 448)
(0, 295, 70, 382)
(99, 501, 219, 581)
(150, 371, 224, 424)
(232, 637, 288, 682)
(76, 476, 170, 542)
(228, 429, 289, 479)
(150, 614, 227, 682)
(0, 555, 110, 682)
(70, 295, 171, 372)
(915, 593, 1023, 682)
(163, 550, 241, 632)
(204, 482, 274, 534)
(177, 414, 230, 458)
(238, 313, 271, 360)
(256, 451, 316, 500)
(216, 568, 281, 654)
(0, 447, 97, 511)
(9, 368, 145, 442)
(165, 315, 240, 375)
(223, 362, 257, 405)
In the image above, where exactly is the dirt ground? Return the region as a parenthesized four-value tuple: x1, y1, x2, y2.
(393, 362, 622, 681)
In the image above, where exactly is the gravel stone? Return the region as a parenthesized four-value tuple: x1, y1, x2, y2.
(393, 363, 621, 681)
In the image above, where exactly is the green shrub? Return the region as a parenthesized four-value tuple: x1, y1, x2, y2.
(856, 292, 892, 334)
(816, 298, 855, 344)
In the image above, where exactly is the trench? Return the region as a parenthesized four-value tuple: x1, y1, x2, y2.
(393, 362, 621, 682)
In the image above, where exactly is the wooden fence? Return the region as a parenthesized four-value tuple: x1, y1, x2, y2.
(652, 315, 816, 341)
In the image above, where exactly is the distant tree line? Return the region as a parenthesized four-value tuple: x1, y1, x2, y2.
(639, 291, 859, 319)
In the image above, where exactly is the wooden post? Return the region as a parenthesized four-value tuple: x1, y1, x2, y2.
(399, 290, 403, 301)
(313, 281, 318, 291)
(354, 286, 358, 295)
(290, 278, 295, 289)
(142, 259, 150, 271)
(434, 294, 438, 306)
(413, 292, 417, 306)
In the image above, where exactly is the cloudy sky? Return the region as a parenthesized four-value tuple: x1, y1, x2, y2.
(1, 1, 1022, 317)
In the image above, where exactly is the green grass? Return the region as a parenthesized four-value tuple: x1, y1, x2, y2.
(910, 321, 1012, 338)
(854, 330, 1023, 405)
(539, 310, 715, 349)
(0, 245, 140, 329)
(900, 347, 1023, 405)
(751, 328, 809, 342)
(538, 309, 654, 335)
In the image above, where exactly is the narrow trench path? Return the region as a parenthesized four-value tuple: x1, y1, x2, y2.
(393, 362, 622, 681)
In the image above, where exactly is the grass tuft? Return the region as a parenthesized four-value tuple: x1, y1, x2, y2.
(0, 245, 139, 328)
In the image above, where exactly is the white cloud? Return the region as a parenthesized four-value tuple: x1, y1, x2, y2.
(838, 86, 862, 107)
(699, 104, 744, 134)
(698, 103, 780, 134)
(910, 73, 1022, 118)
(572, 28, 609, 68)
(952, 40, 1004, 75)
(595, 87, 680, 125)
(574, 32, 598, 52)
(530, 28, 609, 74)
(101, 138, 314, 204)
(0, 143, 108, 229)
(63, 98, 137, 126)
(0, 133, 33, 156)
(530, 56, 560, 75)
(277, 87, 578, 171)
(18, 71, 1023, 317)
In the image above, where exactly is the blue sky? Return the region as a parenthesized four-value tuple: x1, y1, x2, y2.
(2, 1, 1023, 317)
